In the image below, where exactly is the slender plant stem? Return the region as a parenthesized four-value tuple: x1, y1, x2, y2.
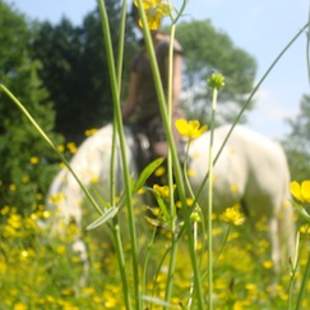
(135, 2, 204, 308)
(97, 1, 140, 309)
(287, 232, 300, 310)
(142, 228, 157, 305)
(109, 2, 132, 309)
(194, 21, 310, 204)
(295, 244, 310, 310)
(112, 223, 132, 310)
(207, 88, 217, 310)
(164, 23, 178, 307)
(0, 84, 104, 216)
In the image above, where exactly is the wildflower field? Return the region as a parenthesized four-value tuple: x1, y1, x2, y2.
(1, 0, 310, 309)
(1, 197, 310, 309)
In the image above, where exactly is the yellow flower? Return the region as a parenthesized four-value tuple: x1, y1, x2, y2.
(220, 203, 245, 226)
(262, 260, 273, 269)
(175, 118, 207, 140)
(134, 0, 171, 30)
(1, 205, 10, 215)
(153, 184, 171, 198)
(90, 175, 99, 184)
(21, 175, 30, 184)
(186, 197, 194, 207)
(30, 156, 39, 165)
(48, 192, 65, 205)
(187, 168, 197, 177)
(14, 303, 27, 310)
(299, 224, 310, 234)
(230, 183, 239, 194)
(67, 142, 77, 154)
(57, 144, 65, 153)
(84, 128, 98, 137)
(9, 183, 16, 192)
(154, 166, 166, 177)
(8, 214, 22, 229)
(290, 180, 310, 203)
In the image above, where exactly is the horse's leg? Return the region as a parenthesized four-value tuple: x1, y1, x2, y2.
(269, 216, 281, 273)
(72, 238, 89, 287)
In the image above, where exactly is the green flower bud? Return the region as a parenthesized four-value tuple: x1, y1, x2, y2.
(190, 211, 201, 223)
(208, 72, 225, 89)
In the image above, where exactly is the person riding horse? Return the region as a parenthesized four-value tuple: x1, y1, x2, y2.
(122, 4, 184, 168)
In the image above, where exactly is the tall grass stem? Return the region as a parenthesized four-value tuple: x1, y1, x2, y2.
(295, 247, 310, 310)
(135, 1, 204, 307)
(207, 88, 217, 310)
(97, 1, 140, 308)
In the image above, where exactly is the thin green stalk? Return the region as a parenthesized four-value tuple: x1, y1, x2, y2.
(164, 23, 178, 307)
(109, 2, 132, 309)
(215, 224, 231, 266)
(295, 244, 310, 310)
(135, 2, 204, 308)
(142, 228, 157, 301)
(200, 224, 232, 283)
(187, 221, 199, 309)
(164, 234, 178, 307)
(182, 142, 207, 273)
(287, 232, 300, 310)
(194, 21, 310, 204)
(207, 88, 217, 310)
(112, 223, 132, 310)
(97, 1, 140, 308)
(0, 84, 104, 217)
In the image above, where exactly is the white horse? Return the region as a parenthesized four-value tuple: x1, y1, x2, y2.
(47, 123, 295, 270)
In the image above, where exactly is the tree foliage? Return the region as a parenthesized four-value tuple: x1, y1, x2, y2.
(176, 20, 257, 123)
(0, 0, 62, 213)
(283, 94, 310, 180)
(32, 1, 137, 142)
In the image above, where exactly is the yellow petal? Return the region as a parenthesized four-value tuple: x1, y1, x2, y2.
(301, 180, 310, 202)
(175, 118, 189, 136)
(290, 181, 302, 202)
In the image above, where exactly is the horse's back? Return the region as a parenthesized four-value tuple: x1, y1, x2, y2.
(188, 125, 290, 214)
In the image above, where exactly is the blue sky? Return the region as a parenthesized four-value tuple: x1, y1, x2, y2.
(11, 0, 310, 139)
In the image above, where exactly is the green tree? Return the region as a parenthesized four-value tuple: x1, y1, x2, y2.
(283, 94, 310, 180)
(0, 0, 62, 213)
(32, 1, 137, 142)
(176, 20, 257, 123)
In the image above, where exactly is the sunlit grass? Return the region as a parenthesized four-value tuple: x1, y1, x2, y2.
(1, 200, 310, 309)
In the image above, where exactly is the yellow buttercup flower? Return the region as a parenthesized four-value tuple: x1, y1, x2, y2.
(154, 166, 166, 177)
(57, 144, 65, 153)
(14, 303, 27, 310)
(175, 119, 207, 140)
(153, 184, 169, 198)
(134, 0, 171, 30)
(84, 128, 98, 137)
(262, 260, 273, 269)
(220, 203, 245, 226)
(299, 224, 310, 234)
(30, 156, 39, 165)
(290, 180, 310, 203)
(67, 142, 77, 154)
(153, 184, 174, 198)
